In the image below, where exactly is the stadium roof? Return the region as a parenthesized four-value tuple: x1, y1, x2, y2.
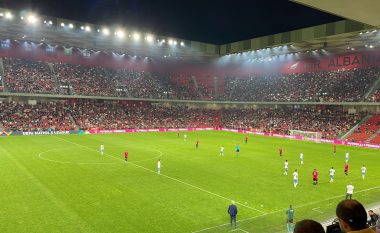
(293, 0, 380, 27)
(0, 0, 343, 44)
(0, 2, 379, 60)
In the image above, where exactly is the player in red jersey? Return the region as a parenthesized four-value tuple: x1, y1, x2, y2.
(245, 135, 248, 144)
(344, 163, 349, 176)
(124, 151, 128, 163)
(312, 169, 318, 185)
(279, 147, 283, 157)
(196, 140, 199, 149)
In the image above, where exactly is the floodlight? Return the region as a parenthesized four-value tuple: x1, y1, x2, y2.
(168, 39, 173, 45)
(27, 14, 38, 24)
(146, 34, 154, 43)
(180, 41, 185, 46)
(102, 28, 110, 36)
(60, 22, 65, 27)
(0, 13, 3, 17)
(173, 41, 177, 45)
(80, 26, 85, 30)
(116, 30, 125, 38)
(133, 33, 140, 40)
(49, 20, 53, 25)
(69, 23, 74, 29)
(5, 12, 13, 19)
(85, 26, 91, 32)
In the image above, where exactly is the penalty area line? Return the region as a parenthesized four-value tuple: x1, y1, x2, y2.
(53, 136, 266, 215)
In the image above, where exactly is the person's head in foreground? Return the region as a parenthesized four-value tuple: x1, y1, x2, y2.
(336, 199, 373, 232)
(294, 219, 325, 233)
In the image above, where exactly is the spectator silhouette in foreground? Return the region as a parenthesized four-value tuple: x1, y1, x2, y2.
(294, 219, 325, 233)
(336, 199, 375, 233)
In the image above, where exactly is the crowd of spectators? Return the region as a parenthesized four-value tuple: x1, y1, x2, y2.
(220, 107, 362, 139)
(0, 102, 76, 131)
(70, 101, 219, 129)
(222, 68, 380, 102)
(2, 57, 380, 102)
(0, 101, 361, 140)
(3, 58, 59, 94)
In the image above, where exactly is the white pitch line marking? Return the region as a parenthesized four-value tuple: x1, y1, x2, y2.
(312, 207, 324, 214)
(53, 136, 266, 215)
(230, 228, 249, 233)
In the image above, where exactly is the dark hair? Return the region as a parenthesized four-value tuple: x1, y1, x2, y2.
(294, 219, 325, 233)
(336, 199, 368, 230)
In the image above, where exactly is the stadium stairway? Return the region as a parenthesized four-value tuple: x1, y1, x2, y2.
(213, 77, 218, 99)
(47, 63, 63, 94)
(0, 58, 4, 90)
(368, 129, 380, 143)
(340, 115, 371, 140)
(191, 76, 204, 100)
(68, 113, 79, 130)
(228, 77, 238, 100)
(347, 115, 380, 143)
(365, 74, 380, 100)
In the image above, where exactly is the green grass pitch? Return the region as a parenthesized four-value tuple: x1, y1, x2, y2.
(0, 131, 379, 233)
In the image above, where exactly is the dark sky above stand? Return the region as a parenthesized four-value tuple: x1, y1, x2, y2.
(0, 0, 343, 44)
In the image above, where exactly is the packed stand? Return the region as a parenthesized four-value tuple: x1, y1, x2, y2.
(53, 63, 118, 96)
(0, 102, 76, 131)
(222, 68, 380, 102)
(221, 107, 362, 139)
(0, 101, 362, 140)
(3, 58, 59, 94)
(70, 101, 219, 129)
(169, 75, 202, 100)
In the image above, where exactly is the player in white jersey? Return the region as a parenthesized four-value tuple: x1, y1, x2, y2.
(220, 146, 224, 156)
(361, 165, 366, 180)
(345, 152, 349, 163)
(293, 169, 298, 188)
(284, 160, 289, 175)
(157, 159, 161, 175)
(329, 166, 335, 182)
(100, 144, 104, 155)
(299, 152, 304, 165)
(184, 134, 187, 142)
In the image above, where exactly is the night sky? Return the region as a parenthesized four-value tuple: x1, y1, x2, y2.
(0, 0, 343, 44)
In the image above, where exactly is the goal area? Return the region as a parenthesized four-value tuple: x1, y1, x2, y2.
(289, 130, 322, 143)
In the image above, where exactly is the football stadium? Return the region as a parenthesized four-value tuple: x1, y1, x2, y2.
(0, 1, 380, 233)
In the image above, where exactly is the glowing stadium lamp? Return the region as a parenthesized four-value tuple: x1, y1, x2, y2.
(180, 41, 185, 46)
(102, 28, 110, 36)
(49, 20, 53, 25)
(5, 12, 13, 19)
(146, 34, 154, 43)
(115, 30, 125, 38)
(168, 39, 173, 45)
(60, 22, 65, 27)
(27, 14, 38, 24)
(69, 23, 74, 29)
(173, 40, 177, 45)
(85, 26, 91, 32)
(80, 26, 85, 30)
(0, 13, 3, 17)
(133, 33, 140, 41)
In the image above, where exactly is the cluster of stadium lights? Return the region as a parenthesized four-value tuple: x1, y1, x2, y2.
(0, 11, 185, 47)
